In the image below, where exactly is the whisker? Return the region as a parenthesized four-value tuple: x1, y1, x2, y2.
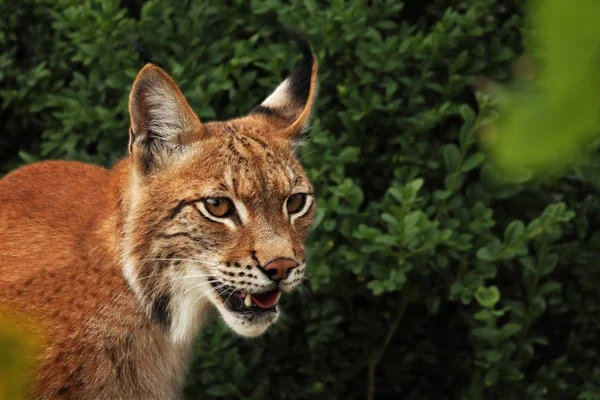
(181, 280, 225, 296)
(131, 270, 220, 286)
(146, 274, 217, 296)
(223, 287, 239, 305)
(297, 283, 310, 298)
(140, 258, 220, 266)
(291, 148, 320, 169)
(191, 286, 232, 309)
(285, 135, 310, 169)
(129, 259, 221, 285)
(129, 271, 169, 284)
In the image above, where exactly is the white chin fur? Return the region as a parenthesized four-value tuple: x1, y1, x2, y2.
(209, 294, 279, 337)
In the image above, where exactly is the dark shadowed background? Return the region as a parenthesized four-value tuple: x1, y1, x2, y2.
(1, 0, 600, 399)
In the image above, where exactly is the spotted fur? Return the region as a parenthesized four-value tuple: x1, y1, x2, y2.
(0, 40, 318, 399)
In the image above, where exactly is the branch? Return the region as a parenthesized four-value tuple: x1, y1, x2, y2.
(367, 293, 409, 400)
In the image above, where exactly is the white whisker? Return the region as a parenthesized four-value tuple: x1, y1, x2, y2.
(223, 287, 238, 305)
(129, 259, 220, 286)
(285, 135, 309, 170)
(146, 274, 217, 296)
(140, 257, 220, 266)
(181, 280, 225, 296)
(291, 148, 320, 170)
(191, 286, 232, 310)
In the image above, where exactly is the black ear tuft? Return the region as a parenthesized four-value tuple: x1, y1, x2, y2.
(250, 33, 319, 139)
(287, 34, 314, 107)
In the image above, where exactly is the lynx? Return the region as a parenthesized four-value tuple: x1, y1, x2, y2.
(0, 40, 317, 399)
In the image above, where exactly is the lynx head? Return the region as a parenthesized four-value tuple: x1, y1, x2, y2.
(122, 40, 317, 342)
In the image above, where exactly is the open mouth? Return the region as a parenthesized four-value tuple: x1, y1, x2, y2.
(210, 280, 281, 313)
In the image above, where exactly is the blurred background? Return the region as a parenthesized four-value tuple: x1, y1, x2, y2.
(1, 0, 600, 399)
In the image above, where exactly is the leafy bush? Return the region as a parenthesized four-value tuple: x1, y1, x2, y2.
(2, 1, 600, 399)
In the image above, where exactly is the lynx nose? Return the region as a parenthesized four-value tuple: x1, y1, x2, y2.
(264, 258, 298, 281)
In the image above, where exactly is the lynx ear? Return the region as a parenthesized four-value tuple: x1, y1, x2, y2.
(250, 38, 318, 140)
(128, 64, 204, 172)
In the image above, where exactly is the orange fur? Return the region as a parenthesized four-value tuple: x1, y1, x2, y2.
(0, 44, 317, 399)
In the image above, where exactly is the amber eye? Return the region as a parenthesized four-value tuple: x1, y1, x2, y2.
(286, 193, 307, 214)
(204, 197, 234, 218)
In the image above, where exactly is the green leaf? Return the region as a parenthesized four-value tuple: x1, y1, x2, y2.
(474, 310, 493, 321)
(540, 254, 558, 275)
(519, 256, 536, 273)
(232, 361, 246, 382)
(537, 282, 562, 296)
(475, 286, 501, 308)
(312, 208, 325, 228)
(444, 173, 465, 192)
(472, 327, 502, 343)
(105, 73, 125, 89)
(206, 384, 235, 396)
(485, 368, 499, 387)
(375, 235, 397, 246)
(477, 241, 503, 261)
(459, 104, 476, 123)
(461, 152, 485, 172)
(484, 350, 504, 363)
(381, 213, 398, 225)
(500, 322, 522, 337)
(408, 178, 424, 194)
(531, 336, 550, 346)
(388, 188, 404, 203)
(483, 0, 600, 176)
(337, 147, 360, 162)
(367, 281, 385, 296)
(18, 151, 40, 164)
(433, 190, 452, 200)
(507, 301, 526, 319)
(531, 297, 547, 320)
(443, 144, 461, 171)
(504, 220, 525, 246)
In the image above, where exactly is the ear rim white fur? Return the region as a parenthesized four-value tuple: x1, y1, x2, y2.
(128, 64, 204, 173)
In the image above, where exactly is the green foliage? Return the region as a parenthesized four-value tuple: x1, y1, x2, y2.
(483, 0, 600, 177)
(2, 0, 599, 399)
(0, 311, 44, 399)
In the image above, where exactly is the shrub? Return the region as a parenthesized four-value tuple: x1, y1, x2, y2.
(2, 1, 599, 399)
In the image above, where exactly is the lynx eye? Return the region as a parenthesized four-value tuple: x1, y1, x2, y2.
(286, 193, 307, 214)
(204, 197, 233, 218)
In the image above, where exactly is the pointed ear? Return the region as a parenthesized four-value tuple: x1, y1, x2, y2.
(250, 38, 318, 140)
(128, 64, 204, 172)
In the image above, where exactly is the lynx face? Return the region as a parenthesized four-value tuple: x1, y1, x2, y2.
(123, 42, 318, 341)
